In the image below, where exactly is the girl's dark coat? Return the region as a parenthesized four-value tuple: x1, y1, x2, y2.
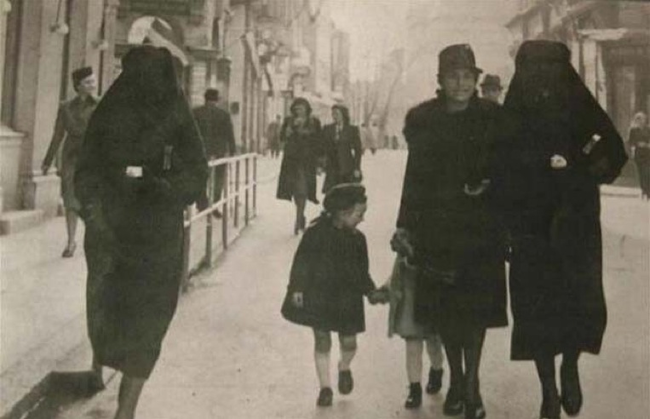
(276, 116, 322, 203)
(75, 47, 208, 378)
(502, 41, 627, 360)
(397, 94, 511, 330)
(281, 220, 376, 334)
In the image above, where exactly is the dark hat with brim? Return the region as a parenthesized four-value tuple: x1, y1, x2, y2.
(481, 74, 502, 89)
(323, 183, 367, 214)
(72, 66, 93, 87)
(204, 88, 220, 101)
(439, 44, 483, 75)
(515, 40, 571, 68)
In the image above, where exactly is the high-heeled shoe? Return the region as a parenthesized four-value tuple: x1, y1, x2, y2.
(560, 361, 582, 416)
(62, 242, 77, 258)
(540, 394, 561, 419)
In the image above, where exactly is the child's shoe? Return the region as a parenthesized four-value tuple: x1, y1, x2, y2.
(317, 387, 333, 407)
(426, 367, 443, 394)
(338, 370, 354, 395)
(405, 383, 422, 409)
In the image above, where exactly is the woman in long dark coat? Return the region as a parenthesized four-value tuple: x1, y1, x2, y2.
(276, 98, 323, 234)
(502, 40, 627, 419)
(75, 45, 207, 419)
(394, 44, 510, 419)
(322, 104, 363, 193)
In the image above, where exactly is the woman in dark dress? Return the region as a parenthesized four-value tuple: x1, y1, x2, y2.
(394, 44, 510, 419)
(629, 112, 650, 199)
(276, 98, 323, 234)
(75, 45, 208, 419)
(502, 40, 627, 419)
(322, 105, 363, 193)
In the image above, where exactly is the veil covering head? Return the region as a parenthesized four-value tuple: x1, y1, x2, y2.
(504, 40, 626, 179)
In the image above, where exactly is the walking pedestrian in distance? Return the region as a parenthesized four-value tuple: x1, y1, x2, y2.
(267, 115, 283, 158)
(502, 40, 627, 419)
(75, 45, 208, 419)
(383, 229, 445, 409)
(322, 104, 363, 193)
(276, 97, 323, 234)
(193, 88, 236, 218)
(628, 111, 650, 199)
(479, 74, 503, 104)
(394, 43, 512, 419)
(42, 66, 98, 258)
(281, 183, 384, 407)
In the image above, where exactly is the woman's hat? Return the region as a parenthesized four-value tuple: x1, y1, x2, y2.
(72, 66, 93, 87)
(438, 44, 482, 75)
(323, 183, 367, 214)
(480, 74, 502, 89)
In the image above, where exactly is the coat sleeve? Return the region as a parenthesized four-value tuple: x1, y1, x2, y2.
(396, 109, 425, 231)
(74, 111, 105, 219)
(43, 105, 66, 169)
(161, 109, 209, 206)
(355, 233, 376, 295)
(288, 228, 320, 292)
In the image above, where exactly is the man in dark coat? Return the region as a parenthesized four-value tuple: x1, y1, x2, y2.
(42, 66, 98, 258)
(75, 45, 208, 419)
(193, 88, 236, 217)
(393, 44, 512, 419)
(479, 74, 503, 104)
(502, 40, 627, 419)
(267, 115, 282, 158)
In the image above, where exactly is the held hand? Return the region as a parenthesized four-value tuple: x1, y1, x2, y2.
(292, 292, 304, 308)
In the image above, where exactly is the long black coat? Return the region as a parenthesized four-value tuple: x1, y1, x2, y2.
(322, 123, 362, 193)
(281, 220, 376, 334)
(276, 116, 322, 203)
(192, 103, 236, 158)
(75, 46, 208, 378)
(502, 41, 628, 360)
(397, 94, 510, 330)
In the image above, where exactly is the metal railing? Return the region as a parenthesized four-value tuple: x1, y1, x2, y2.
(181, 153, 258, 290)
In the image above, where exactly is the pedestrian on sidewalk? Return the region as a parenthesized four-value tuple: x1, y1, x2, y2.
(502, 40, 627, 419)
(75, 45, 208, 419)
(394, 44, 511, 419)
(276, 97, 323, 234)
(382, 229, 444, 410)
(267, 115, 283, 158)
(322, 104, 363, 194)
(42, 66, 98, 258)
(193, 88, 236, 218)
(479, 74, 503, 105)
(281, 183, 384, 407)
(628, 111, 650, 199)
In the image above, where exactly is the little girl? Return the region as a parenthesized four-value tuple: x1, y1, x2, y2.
(281, 183, 381, 407)
(384, 230, 445, 409)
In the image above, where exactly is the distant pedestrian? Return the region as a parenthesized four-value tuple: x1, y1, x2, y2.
(276, 98, 323, 235)
(395, 43, 511, 419)
(42, 66, 98, 258)
(322, 105, 363, 193)
(267, 115, 282, 158)
(75, 45, 208, 419)
(281, 183, 383, 407)
(383, 229, 444, 409)
(367, 121, 379, 154)
(629, 111, 650, 199)
(193, 88, 236, 218)
(479, 74, 503, 104)
(502, 40, 627, 419)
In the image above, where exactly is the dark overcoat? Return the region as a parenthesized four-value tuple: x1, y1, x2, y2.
(75, 46, 208, 378)
(276, 116, 322, 203)
(281, 220, 376, 334)
(502, 41, 627, 360)
(322, 123, 363, 193)
(192, 103, 236, 158)
(397, 94, 511, 330)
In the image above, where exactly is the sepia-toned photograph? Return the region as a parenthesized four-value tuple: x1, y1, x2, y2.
(0, 1, 648, 418)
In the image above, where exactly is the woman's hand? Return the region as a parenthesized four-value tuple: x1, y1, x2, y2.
(292, 292, 304, 308)
(391, 228, 414, 258)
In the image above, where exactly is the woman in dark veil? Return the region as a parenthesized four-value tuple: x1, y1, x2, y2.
(75, 45, 207, 419)
(502, 40, 627, 419)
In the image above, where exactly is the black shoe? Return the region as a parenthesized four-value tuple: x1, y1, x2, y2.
(62, 242, 76, 258)
(317, 387, 333, 407)
(444, 385, 464, 416)
(426, 367, 443, 394)
(338, 369, 353, 395)
(465, 401, 486, 419)
(560, 362, 582, 416)
(405, 383, 422, 409)
(540, 394, 561, 419)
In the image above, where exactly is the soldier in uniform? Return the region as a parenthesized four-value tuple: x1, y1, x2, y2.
(42, 66, 98, 258)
